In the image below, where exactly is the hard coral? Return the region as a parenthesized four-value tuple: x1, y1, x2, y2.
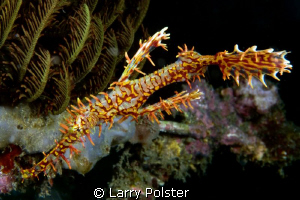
(160, 77, 299, 166)
(234, 78, 279, 116)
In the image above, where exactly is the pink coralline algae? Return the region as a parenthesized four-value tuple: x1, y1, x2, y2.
(0, 172, 14, 194)
(0, 144, 22, 194)
(159, 78, 299, 165)
(234, 78, 280, 116)
(185, 140, 211, 157)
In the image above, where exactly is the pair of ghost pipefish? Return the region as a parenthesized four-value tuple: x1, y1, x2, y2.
(21, 27, 292, 180)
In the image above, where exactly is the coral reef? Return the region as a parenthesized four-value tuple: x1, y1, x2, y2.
(16, 26, 291, 182)
(0, 103, 65, 152)
(160, 78, 300, 167)
(62, 116, 137, 175)
(0, 171, 14, 194)
(0, 0, 151, 195)
(108, 136, 197, 200)
(0, 144, 22, 194)
(0, 15, 296, 200)
(103, 78, 300, 200)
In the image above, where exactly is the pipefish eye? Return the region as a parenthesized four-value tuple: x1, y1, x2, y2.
(72, 124, 81, 132)
(73, 125, 81, 132)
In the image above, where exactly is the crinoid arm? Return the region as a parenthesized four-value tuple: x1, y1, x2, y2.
(215, 44, 292, 87)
